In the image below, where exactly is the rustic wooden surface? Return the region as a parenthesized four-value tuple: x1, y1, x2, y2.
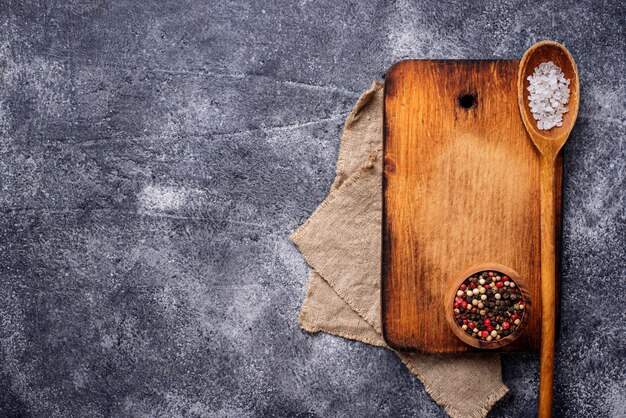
(382, 59, 563, 353)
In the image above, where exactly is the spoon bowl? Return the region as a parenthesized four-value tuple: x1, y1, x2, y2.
(517, 40, 579, 418)
(518, 41, 579, 157)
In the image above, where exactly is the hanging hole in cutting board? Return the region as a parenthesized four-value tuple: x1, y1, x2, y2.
(458, 93, 477, 109)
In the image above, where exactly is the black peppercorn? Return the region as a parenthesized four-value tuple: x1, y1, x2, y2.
(452, 270, 525, 342)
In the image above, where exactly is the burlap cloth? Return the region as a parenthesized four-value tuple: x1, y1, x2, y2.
(291, 81, 509, 418)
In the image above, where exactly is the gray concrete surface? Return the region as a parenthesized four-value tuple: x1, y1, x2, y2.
(0, 1, 624, 417)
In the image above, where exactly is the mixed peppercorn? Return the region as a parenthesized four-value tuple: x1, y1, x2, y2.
(453, 270, 525, 342)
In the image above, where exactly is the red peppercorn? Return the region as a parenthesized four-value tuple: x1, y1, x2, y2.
(454, 270, 526, 342)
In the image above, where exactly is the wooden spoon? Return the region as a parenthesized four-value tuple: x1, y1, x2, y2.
(517, 40, 579, 418)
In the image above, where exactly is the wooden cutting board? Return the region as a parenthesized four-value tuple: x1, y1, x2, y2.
(381, 60, 562, 353)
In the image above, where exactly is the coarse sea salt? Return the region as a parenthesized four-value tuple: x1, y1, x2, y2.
(526, 61, 570, 130)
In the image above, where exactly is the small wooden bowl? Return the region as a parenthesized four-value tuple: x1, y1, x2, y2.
(444, 263, 532, 350)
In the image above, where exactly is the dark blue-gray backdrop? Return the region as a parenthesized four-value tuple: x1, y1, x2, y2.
(0, 1, 624, 417)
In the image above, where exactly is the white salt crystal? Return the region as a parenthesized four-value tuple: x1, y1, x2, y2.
(526, 61, 570, 130)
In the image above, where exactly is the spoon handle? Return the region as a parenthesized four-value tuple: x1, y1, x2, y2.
(538, 156, 559, 418)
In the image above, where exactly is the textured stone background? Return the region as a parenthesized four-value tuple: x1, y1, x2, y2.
(0, 1, 624, 417)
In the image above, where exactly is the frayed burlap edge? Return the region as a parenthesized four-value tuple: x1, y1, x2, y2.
(292, 81, 509, 418)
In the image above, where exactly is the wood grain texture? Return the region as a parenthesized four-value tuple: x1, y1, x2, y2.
(382, 59, 563, 353)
